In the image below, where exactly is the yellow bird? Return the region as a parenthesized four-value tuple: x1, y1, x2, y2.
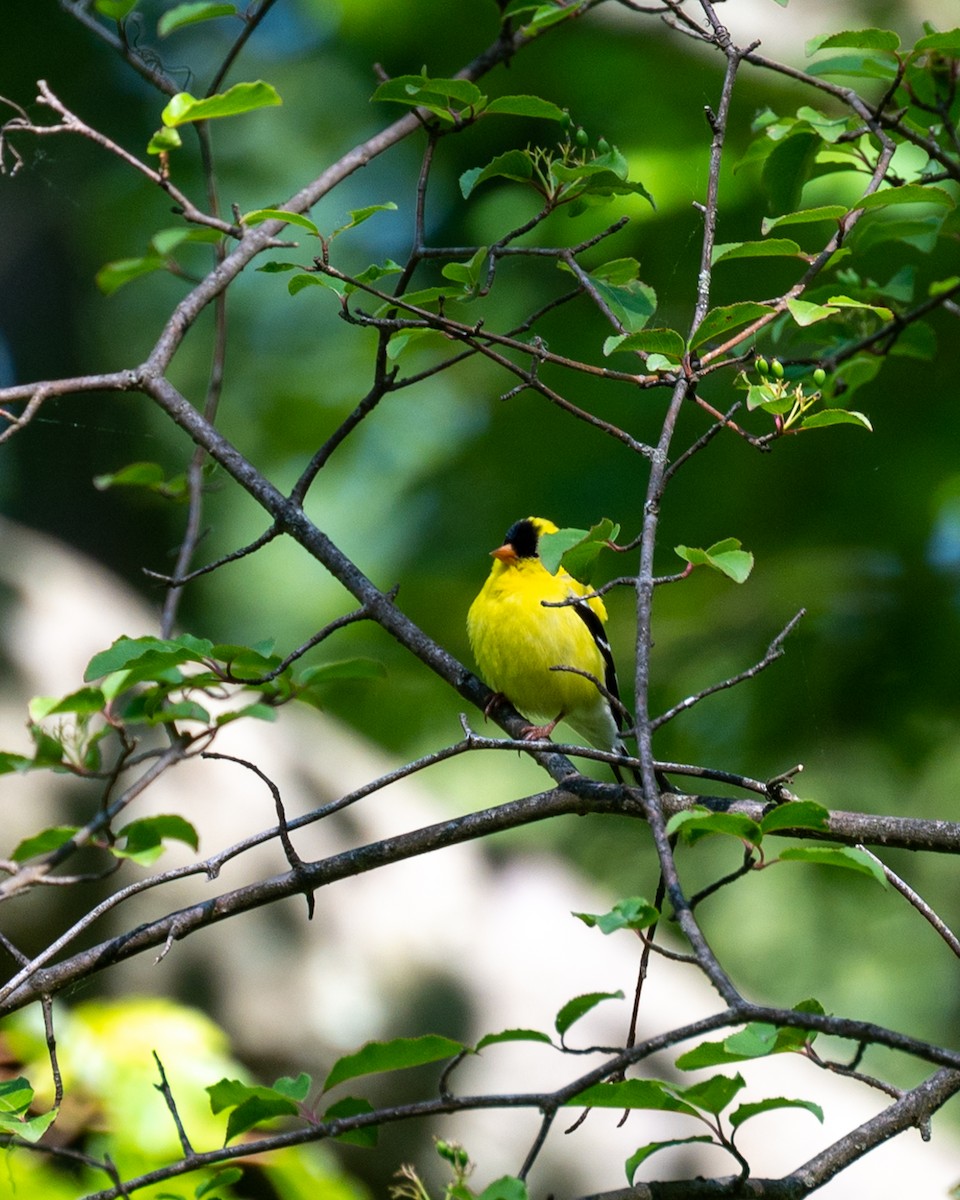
(467, 517, 632, 763)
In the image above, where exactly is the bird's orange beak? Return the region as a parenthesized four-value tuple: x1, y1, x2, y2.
(490, 543, 518, 563)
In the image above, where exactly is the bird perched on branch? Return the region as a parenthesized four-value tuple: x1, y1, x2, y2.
(467, 516, 635, 775)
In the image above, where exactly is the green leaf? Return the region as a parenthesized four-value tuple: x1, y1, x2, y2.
(0, 1077, 35, 1114)
(196, 1169, 245, 1198)
(730, 1096, 824, 1129)
(857, 184, 955, 210)
(539, 518, 619, 584)
(84, 635, 215, 683)
(372, 75, 484, 121)
(801, 408, 873, 432)
(761, 205, 847, 233)
(689, 302, 774, 351)
(296, 658, 386, 686)
(675, 1073, 745, 1115)
(913, 29, 960, 53)
(0, 752, 33, 776)
(476, 1178, 528, 1200)
(323, 1035, 463, 1092)
(761, 131, 820, 214)
(555, 991, 623, 1037)
(322, 1096, 378, 1146)
(474, 1028, 554, 1052)
(674, 538, 754, 583)
(778, 844, 887, 885)
(805, 53, 901, 81)
(95, 255, 167, 296)
(12, 827, 78, 862)
(93, 461, 190, 500)
(589, 275, 656, 333)
(759, 800, 829, 834)
(207, 1079, 300, 1143)
(518, 3, 579, 36)
(257, 1079, 300, 1113)
(331, 202, 399, 237)
(242, 208, 319, 235)
(161, 81, 282, 127)
(442, 246, 488, 290)
(665, 808, 762, 846)
(625, 1137, 715, 1184)
(676, 1025, 780, 1070)
(157, 3, 237, 36)
(94, 0, 137, 16)
(484, 95, 565, 120)
(806, 28, 900, 54)
(147, 126, 183, 154)
(568, 1079, 697, 1116)
(603, 328, 685, 358)
(113, 815, 200, 865)
(460, 150, 534, 199)
(29, 687, 105, 719)
(573, 896, 659, 934)
(3, 1108, 58, 1142)
(711, 238, 804, 264)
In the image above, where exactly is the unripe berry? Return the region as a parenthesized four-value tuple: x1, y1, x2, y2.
(813, 367, 826, 386)
(770, 358, 784, 378)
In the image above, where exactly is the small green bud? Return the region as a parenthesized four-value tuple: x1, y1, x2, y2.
(770, 358, 784, 378)
(597, 136, 610, 154)
(813, 367, 826, 386)
(575, 126, 589, 147)
(756, 356, 769, 376)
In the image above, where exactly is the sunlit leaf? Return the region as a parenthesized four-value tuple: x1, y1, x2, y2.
(161, 81, 282, 127)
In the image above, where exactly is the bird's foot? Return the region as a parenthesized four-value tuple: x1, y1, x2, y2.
(482, 692, 506, 721)
(520, 718, 561, 741)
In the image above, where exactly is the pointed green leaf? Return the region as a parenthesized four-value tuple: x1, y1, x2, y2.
(859, 184, 955, 210)
(12, 827, 78, 862)
(801, 409, 873, 432)
(711, 238, 804, 264)
(806, 28, 900, 54)
(690, 303, 774, 351)
(675, 1073, 745, 1115)
(147, 126, 183, 154)
(603, 328, 685, 358)
(94, 0, 137, 16)
(460, 150, 534, 198)
(484, 95, 565, 120)
(242, 209, 319, 235)
(274, 1073, 311, 1102)
(778, 844, 887, 884)
(113, 815, 199, 865)
(913, 30, 960, 53)
(555, 991, 624, 1037)
(759, 800, 829, 834)
(474, 1028, 554, 1052)
(730, 1096, 824, 1129)
(157, 3, 237, 37)
(161, 81, 282, 127)
(568, 1079, 697, 1115)
(626, 1137, 715, 1183)
(95, 255, 166, 296)
(761, 205, 847, 233)
(665, 808, 762, 846)
(29, 688, 105, 719)
(323, 1035, 463, 1092)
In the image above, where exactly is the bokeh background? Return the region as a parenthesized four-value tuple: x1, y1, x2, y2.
(1, 0, 960, 1194)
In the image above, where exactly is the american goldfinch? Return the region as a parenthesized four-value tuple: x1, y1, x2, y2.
(467, 517, 633, 765)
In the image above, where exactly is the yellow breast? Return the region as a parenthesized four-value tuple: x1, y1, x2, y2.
(467, 555, 612, 741)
